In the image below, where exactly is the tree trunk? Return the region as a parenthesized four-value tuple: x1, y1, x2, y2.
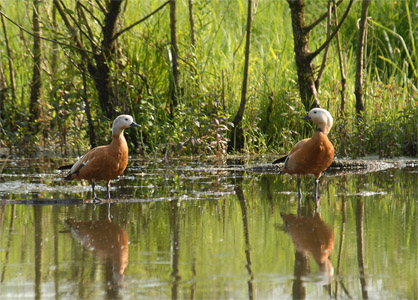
(86, 0, 122, 120)
(169, 0, 180, 117)
(287, 0, 353, 111)
(29, 0, 42, 129)
(355, 0, 370, 115)
(287, 0, 320, 111)
(227, 0, 253, 152)
(55, 0, 122, 120)
(54, 0, 140, 150)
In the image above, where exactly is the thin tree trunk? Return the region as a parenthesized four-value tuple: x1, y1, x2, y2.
(82, 66, 96, 148)
(228, 0, 253, 152)
(188, 0, 196, 47)
(169, 0, 180, 117)
(29, 0, 42, 129)
(0, 4, 15, 103)
(355, 0, 370, 115)
(0, 63, 6, 120)
(50, 4, 59, 132)
(333, 0, 347, 115)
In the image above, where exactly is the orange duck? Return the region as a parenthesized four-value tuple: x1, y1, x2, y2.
(274, 108, 334, 201)
(66, 218, 129, 280)
(60, 115, 139, 201)
(281, 212, 335, 277)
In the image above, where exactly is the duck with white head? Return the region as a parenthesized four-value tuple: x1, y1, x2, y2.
(59, 115, 140, 202)
(274, 108, 335, 208)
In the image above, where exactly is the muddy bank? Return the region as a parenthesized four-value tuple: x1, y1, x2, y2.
(248, 158, 418, 175)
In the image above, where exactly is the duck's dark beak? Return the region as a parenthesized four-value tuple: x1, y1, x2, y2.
(301, 114, 311, 120)
(130, 122, 140, 128)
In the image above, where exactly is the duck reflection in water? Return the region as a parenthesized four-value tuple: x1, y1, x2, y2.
(66, 216, 129, 284)
(281, 212, 335, 291)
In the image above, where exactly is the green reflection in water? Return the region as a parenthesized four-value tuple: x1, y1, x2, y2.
(0, 159, 417, 299)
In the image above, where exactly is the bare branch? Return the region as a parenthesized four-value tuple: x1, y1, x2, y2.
(93, 0, 106, 14)
(53, 0, 91, 59)
(305, 0, 343, 33)
(308, 0, 354, 62)
(0, 8, 94, 55)
(78, 1, 103, 28)
(76, 2, 96, 46)
(315, 0, 333, 88)
(68, 2, 97, 49)
(112, 1, 170, 42)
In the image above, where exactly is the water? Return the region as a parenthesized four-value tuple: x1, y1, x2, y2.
(0, 156, 417, 299)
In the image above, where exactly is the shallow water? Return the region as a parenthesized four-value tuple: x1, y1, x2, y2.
(0, 156, 417, 299)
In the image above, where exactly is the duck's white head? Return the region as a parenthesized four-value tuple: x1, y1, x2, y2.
(302, 108, 333, 135)
(112, 115, 140, 135)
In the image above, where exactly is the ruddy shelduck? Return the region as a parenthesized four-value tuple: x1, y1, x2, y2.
(66, 218, 129, 280)
(281, 212, 335, 277)
(60, 115, 140, 201)
(274, 108, 334, 202)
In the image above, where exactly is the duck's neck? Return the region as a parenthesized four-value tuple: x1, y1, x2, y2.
(317, 124, 331, 135)
(111, 131, 127, 146)
(112, 127, 123, 136)
(318, 128, 331, 135)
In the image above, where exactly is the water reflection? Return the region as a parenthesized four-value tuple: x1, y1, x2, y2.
(355, 197, 369, 299)
(281, 207, 335, 299)
(66, 205, 129, 296)
(235, 180, 254, 300)
(169, 199, 181, 299)
(0, 157, 417, 299)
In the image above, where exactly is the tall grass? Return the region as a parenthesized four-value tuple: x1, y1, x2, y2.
(0, 0, 416, 157)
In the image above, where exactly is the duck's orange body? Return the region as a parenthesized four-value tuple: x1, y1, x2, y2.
(275, 108, 334, 203)
(61, 115, 139, 200)
(67, 134, 129, 182)
(282, 130, 334, 180)
(66, 219, 129, 278)
(281, 213, 334, 275)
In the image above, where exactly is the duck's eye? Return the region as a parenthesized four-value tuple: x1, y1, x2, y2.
(125, 118, 128, 121)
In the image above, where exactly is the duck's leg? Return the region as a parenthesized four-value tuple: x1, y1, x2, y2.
(91, 181, 102, 205)
(107, 202, 111, 220)
(297, 177, 302, 214)
(91, 181, 96, 200)
(92, 204, 96, 220)
(313, 178, 320, 209)
(91, 181, 98, 207)
(106, 181, 111, 200)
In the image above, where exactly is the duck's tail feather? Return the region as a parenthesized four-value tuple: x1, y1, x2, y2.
(272, 156, 287, 164)
(58, 164, 73, 170)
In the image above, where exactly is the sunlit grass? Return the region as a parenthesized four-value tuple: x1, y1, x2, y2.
(0, 0, 416, 157)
